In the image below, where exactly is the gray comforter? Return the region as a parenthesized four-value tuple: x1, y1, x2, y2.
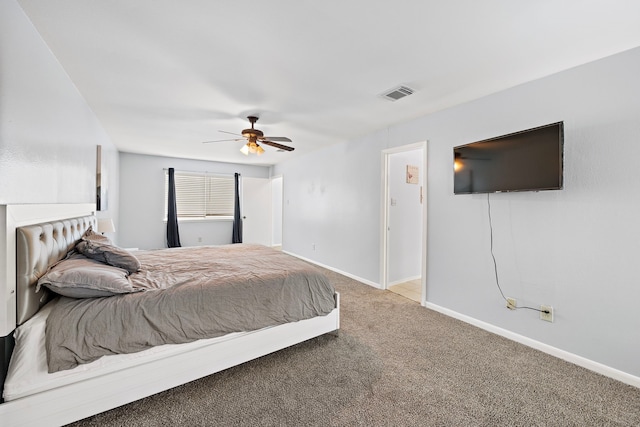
(45, 244, 336, 373)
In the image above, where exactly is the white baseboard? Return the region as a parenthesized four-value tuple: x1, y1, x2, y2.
(425, 302, 640, 389)
(283, 251, 382, 289)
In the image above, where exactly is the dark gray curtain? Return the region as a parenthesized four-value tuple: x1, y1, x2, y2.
(232, 172, 243, 243)
(166, 167, 181, 248)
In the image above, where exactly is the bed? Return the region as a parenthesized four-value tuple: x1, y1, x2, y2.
(0, 205, 340, 426)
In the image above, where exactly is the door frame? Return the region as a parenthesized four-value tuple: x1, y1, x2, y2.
(270, 174, 284, 247)
(380, 141, 428, 306)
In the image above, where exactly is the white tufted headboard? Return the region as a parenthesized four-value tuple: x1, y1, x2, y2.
(16, 216, 96, 325)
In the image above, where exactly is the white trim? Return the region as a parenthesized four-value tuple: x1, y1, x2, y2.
(283, 251, 382, 289)
(382, 141, 425, 155)
(425, 302, 640, 389)
(379, 150, 388, 291)
(420, 144, 428, 307)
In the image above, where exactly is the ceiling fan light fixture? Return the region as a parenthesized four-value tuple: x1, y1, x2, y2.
(240, 140, 265, 156)
(207, 116, 295, 155)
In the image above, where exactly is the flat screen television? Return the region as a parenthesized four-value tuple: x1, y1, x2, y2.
(453, 122, 564, 194)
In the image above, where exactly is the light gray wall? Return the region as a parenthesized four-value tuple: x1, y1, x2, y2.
(276, 132, 388, 283)
(0, 0, 118, 220)
(275, 47, 640, 378)
(0, 0, 119, 336)
(118, 152, 269, 249)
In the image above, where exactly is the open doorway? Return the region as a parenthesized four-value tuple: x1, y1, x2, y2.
(381, 142, 427, 305)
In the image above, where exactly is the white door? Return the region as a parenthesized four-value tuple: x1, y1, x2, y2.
(242, 177, 272, 245)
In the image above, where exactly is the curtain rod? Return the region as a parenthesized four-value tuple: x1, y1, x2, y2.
(162, 168, 239, 176)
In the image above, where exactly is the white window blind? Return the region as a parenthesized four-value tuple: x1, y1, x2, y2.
(165, 171, 235, 219)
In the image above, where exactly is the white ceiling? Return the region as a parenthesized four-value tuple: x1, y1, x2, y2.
(17, 0, 640, 166)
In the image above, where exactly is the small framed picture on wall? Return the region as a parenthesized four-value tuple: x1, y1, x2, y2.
(406, 164, 419, 184)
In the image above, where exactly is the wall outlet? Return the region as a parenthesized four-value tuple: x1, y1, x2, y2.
(312, 243, 316, 251)
(197, 237, 202, 243)
(540, 305, 554, 322)
(506, 297, 517, 310)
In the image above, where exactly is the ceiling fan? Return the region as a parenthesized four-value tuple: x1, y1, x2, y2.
(203, 116, 294, 155)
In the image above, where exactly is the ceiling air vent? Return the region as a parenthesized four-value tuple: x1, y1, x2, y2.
(380, 85, 414, 102)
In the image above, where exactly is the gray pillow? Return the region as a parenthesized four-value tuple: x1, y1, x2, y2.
(75, 239, 141, 274)
(37, 254, 141, 298)
(81, 225, 112, 244)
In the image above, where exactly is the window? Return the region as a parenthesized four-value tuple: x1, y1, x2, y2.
(164, 171, 235, 220)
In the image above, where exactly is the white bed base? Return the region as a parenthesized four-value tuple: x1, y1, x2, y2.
(0, 296, 339, 427)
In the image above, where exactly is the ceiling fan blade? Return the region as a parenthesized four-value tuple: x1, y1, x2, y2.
(219, 130, 243, 137)
(202, 138, 244, 143)
(261, 140, 295, 151)
(261, 136, 292, 142)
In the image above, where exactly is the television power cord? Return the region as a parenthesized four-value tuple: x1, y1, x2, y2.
(487, 194, 550, 315)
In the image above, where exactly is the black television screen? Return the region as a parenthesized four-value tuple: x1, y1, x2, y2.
(453, 122, 564, 194)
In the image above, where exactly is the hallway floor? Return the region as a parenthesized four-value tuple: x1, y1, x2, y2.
(388, 279, 421, 303)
